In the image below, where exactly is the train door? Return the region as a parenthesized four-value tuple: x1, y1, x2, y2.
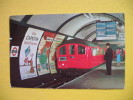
(67, 44, 81, 68)
(76, 45, 87, 69)
(67, 44, 87, 69)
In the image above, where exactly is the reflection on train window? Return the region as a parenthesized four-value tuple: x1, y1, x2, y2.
(70, 45, 75, 55)
(78, 46, 85, 54)
(101, 49, 105, 55)
(92, 48, 104, 56)
(60, 46, 66, 55)
(92, 48, 97, 56)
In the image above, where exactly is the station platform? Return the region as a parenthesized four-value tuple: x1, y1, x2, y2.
(58, 61, 125, 89)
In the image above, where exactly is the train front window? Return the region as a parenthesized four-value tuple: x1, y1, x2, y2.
(78, 46, 85, 54)
(60, 46, 66, 55)
(70, 45, 75, 55)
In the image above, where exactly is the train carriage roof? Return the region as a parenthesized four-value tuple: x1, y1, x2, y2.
(59, 39, 99, 47)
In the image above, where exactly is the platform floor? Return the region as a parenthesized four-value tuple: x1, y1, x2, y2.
(58, 61, 125, 89)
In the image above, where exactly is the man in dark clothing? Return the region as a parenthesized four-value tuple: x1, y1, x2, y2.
(104, 43, 113, 75)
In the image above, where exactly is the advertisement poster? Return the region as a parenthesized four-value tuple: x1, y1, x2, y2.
(19, 28, 44, 80)
(49, 34, 65, 74)
(37, 31, 56, 75)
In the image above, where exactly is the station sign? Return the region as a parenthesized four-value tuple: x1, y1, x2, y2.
(10, 46, 19, 57)
(96, 21, 117, 40)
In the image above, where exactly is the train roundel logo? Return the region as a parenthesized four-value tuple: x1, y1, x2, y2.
(10, 46, 19, 57)
(12, 47, 18, 56)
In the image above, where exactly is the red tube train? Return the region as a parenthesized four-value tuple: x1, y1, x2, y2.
(56, 39, 106, 75)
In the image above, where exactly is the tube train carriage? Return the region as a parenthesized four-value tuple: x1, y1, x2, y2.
(56, 39, 107, 75)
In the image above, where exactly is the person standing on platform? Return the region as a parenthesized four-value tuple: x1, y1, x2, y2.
(104, 43, 113, 75)
(116, 48, 121, 66)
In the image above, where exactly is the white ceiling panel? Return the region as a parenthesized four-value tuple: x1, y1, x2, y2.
(59, 15, 96, 36)
(75, 24, 96, 39)
(27, 14, 79, 31)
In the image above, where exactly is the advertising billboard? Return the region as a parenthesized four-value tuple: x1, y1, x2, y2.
(37, 31, 56, 75)
(49, 34, 65, 74)
(19, 28, 44, 80)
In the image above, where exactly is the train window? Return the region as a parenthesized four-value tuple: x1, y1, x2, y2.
(70, 45, 75, 55)
(97, 49, 104, 55)
(102, 49, 105, 54)
(78, 46, 85, 54)
(92, 48, 104, 56)
(92, 48, 97, 56)
(60, 46, 66, 55)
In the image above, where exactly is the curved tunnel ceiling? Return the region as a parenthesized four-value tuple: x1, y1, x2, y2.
(27, 14, 79, 31)
(57, 13, 124, 41)
(58, 14, 96, 36)
(75, 23, 96, 39)
(10, 13, 124, 42)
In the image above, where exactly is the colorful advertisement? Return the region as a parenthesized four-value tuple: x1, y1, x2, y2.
(37, 31, 56, 75)
(49, 34, 65, 74)
(19, 28, 44, 80)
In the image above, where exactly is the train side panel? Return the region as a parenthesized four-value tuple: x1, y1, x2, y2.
(56, 43, 106, 71)
(89, 47, 105, 68)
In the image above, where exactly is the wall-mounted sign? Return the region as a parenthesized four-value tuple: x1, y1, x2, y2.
(19, 28, 44, 80)
(96, 21, 117, 40)
(10, 46, 19, 57)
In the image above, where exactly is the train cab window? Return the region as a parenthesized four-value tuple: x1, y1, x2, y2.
(60, 46, 66, 55)
(70, 45, 75, 55)
(78, 46, 85, 54)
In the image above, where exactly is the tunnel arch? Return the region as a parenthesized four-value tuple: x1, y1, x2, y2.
(56, 13, 124, 41)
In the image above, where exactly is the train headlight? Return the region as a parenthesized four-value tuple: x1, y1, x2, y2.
(62, 64, 64, 66)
